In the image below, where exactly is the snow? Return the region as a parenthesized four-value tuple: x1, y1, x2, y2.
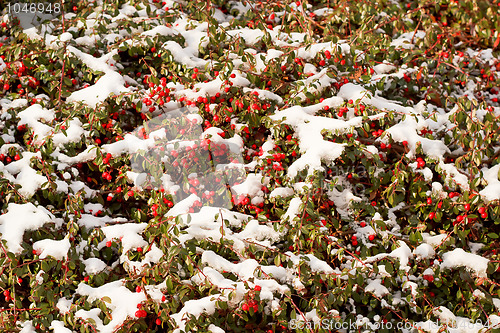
(441, 248, 489, 278)
(76, 280, 147, 333)
(479, 164, 500, 202)
(0, 203, 55, 254)
(32, 237, 71, 260)
(100, 223, 148, 253)
(83, 258, 108, 275)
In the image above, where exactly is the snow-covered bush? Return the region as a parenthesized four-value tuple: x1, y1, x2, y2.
(0, 0, 500, 332)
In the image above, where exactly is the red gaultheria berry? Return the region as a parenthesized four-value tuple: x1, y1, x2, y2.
(137, 247, 143, 252)
(368, 234, 375, 242)
(14, 154, 20, 161)
(448, 192, 455, 198)
(428, 212, 435, 220)
(427, 198, 432, 205)
(360, 221, 366, 227)
(106, 241, 112, 247)
(325, 50, 331, 59)
(84, 276, 89, 282)
(371, 201, 376, 206)
(254, 285, 261, 291)
(402, 140, 408, 146)
(464, 203, 470, 211)
(478, 207, 486, 214)
(136, 286, 142, 293)
(242, 303, 249, 311)
(156, 318, 161, 325)
(481, 213, 488, 218)
(161, 295, 166, 302)
(352, 240, 358, 246)
(127, 190, 134, 197)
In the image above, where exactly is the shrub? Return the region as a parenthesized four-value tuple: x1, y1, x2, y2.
(0, 0, 499, 332)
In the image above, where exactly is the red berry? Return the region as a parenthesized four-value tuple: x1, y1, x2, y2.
(478, 207, 486, 214)
(428, 212, 435, 220)
(127, 190, 134, 197)
(402, 141, 408, 146)
(137, 247, 143, 253)
(136, 286, 142, 293)
(106, 241, 112, 247)
(360, 221, 366, 227)
(254, 285, 261, 291)
(156, 318, 161, 325)
(84, 276, 89, 282)
(368, 234, 375, 241)
(242, 303, 249, 311)
(427, 198, 432, 205)
(371, 201, 376, 206)
(464, 203, 470, 211)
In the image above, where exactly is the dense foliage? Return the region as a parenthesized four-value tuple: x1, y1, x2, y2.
(0, 0, 500, 332)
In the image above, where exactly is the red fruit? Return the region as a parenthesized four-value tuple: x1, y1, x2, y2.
(456, 215, 464, 222)
(402, 140, 408, 146)
(371, 201, 376, 206)
(464, 203, 470, 211)
(84, 276, 89, 282)
(14, 154, 20, 161)
(427, 198, 432, 205)
(368, 234, 375, 242)
(481, 213, 488, 218)
(73, 6, 77, 11)
(478, 207, 486, 214)
(106, 241, 112, 247)
(360, 221, 366, 227)
(136, 286, 142, 293)
(423, 275, 433, 282)
(417, 160, 425, 168)
(137, 247, 143, 253)
(3, 83, 9, 90)
(319, 60, 326, 66)
(352, 240, 358, 246)
(156, 318, 161, 325)
(161, 295, 166, 302)
(242, 303, 249, 311)
(428, 212, 435, 220)
(127, 190, 134, 197)
(448, 192, 455, 198)
(254, 285, 261, 291)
